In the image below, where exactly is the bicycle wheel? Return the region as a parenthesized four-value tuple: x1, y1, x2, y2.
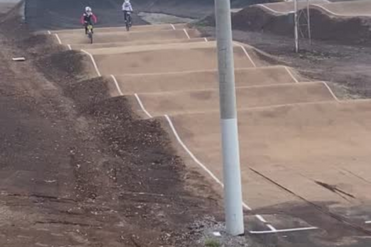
(88, 32, 93, 44)
(126, 20, 130, 31)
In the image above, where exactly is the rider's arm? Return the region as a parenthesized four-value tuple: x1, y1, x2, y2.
(129, 3, 133, 12)
(80, 15, 85, 24)
(92, 14, 98, 23)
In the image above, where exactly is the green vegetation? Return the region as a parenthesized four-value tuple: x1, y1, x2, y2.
(205, 238, 221, 247)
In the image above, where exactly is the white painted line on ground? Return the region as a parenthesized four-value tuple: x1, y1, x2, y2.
(170, 24, 176, 30)
(250, 226, 319, 235)
(67, 44, 72, 51)
(311, 4, 371, 18)
(284, 66, 299, 83)
(121, 69, 219, 76)
(120, 89, 259, 214)
(117, 66, 285, 77)
(138, 81, 330, 96)
(267, 224, 277, 231)
(80, 49, 101, 77)
(243, 203, 252, 211)
(54, 34, 62, 45)
(255, 214, 267, 223)
(320, 81, 340, 102)
(312, 4, 339, 16)
(240, 45, 256, 67)
(111, 75, 123, 96)
(257, 4, 294, 15)
(247, 100, 335, 111)
(47, 30, 51, 35)
(133, 84, 321, 232)
(134, 82, 306, 96)
(346, 98, 371, 103)
(183, 29, 191, 39)
(366, 221, 371, 224)
(134, 94, 153, 118)
(139, 99, 335, 120)
(164, 114, 223, 187)
(204, 37, 208, 42)
(164, 114, 252, 211)
(127, 64, 319, 231)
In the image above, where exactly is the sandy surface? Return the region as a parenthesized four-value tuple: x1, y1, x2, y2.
(57, 28, 198, 44)
(112, 66, 298, 94)
(170, 100, 371, 208)
(137, 82, 335, 116)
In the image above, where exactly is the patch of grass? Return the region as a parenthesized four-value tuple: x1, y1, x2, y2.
(205, 238, 221, 247)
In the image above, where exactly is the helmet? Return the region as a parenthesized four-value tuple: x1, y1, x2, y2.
(85, 6, 92, 13)
(124, 0, 130, 2)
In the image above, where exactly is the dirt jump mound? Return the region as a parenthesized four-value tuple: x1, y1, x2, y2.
(230, 0, 371, 46)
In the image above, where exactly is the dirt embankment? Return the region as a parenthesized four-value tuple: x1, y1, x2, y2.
(231, 6, 294, 34)
(0, 14, 222, 246)
(199, 4, 371, 47)
(308, 9, 371, 45)
(198, 6, 294, 36)
(197, 23, 371, 99)
(229, 5, 371, 46)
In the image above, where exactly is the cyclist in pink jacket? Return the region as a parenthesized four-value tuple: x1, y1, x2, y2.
(80, 6, 98, 34)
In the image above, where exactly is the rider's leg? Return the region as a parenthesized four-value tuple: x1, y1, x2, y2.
(88, 20, 94, 33)
(124, 11, 128, 23)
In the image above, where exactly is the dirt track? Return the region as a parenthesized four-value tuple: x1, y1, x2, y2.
(43, 9, 371, 246)
(3, 0, 371, 246)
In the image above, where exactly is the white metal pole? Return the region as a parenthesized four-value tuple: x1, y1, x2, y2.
(294, 0, 299, 53)
(214, 0, 244, 236)
(307, 0, 312, 45)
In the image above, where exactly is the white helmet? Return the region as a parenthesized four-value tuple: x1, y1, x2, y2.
(85, 6, 92, 13)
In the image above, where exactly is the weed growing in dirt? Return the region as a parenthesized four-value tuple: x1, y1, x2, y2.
(205, 238, 221, 247)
